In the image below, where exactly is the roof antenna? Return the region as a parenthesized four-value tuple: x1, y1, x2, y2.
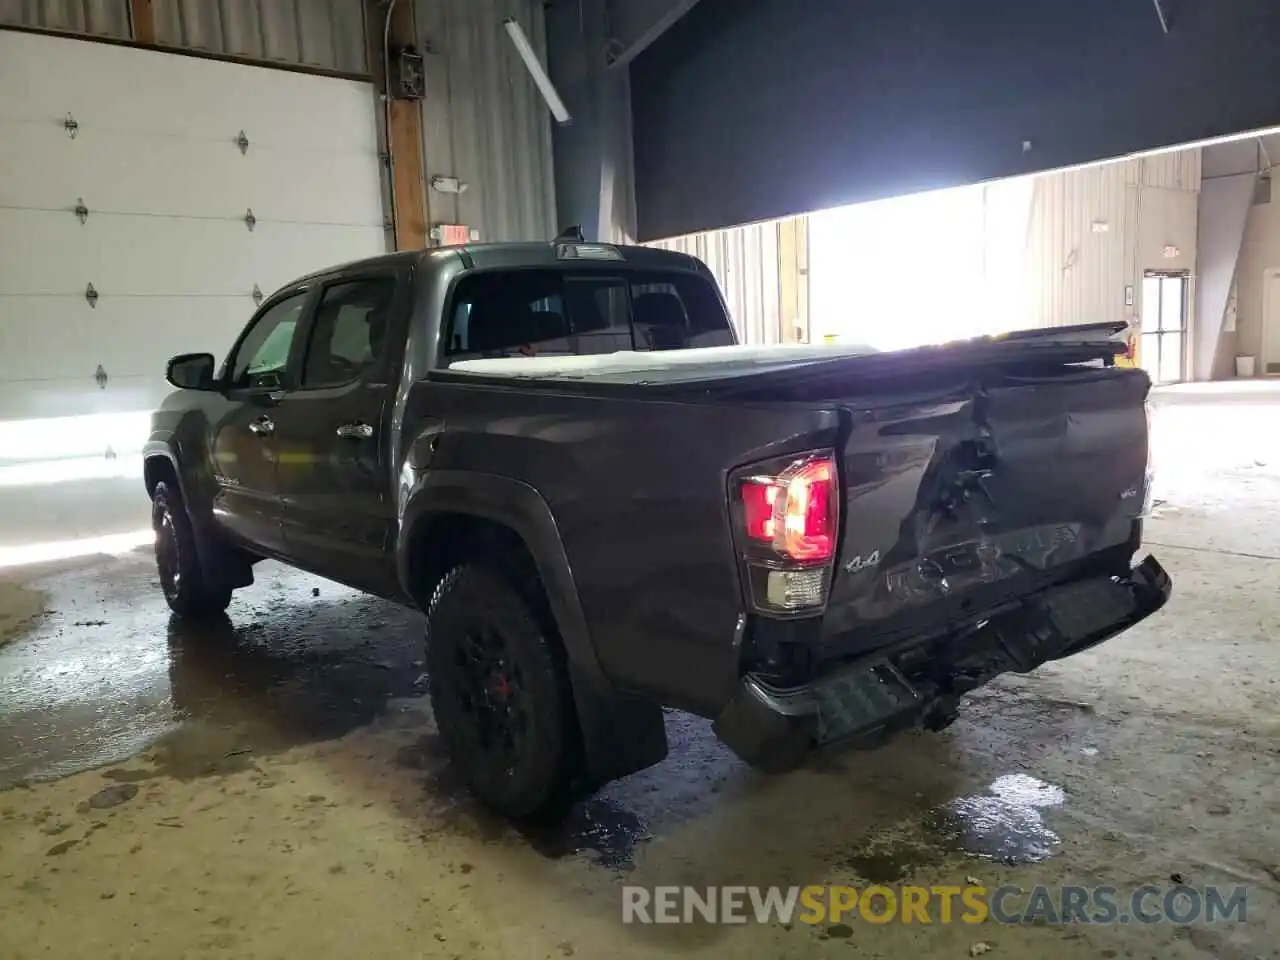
(555, 224, 585, 243)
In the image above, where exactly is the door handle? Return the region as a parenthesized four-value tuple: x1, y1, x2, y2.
(248, 416, 275, 436)
(336, 421, 374, 440)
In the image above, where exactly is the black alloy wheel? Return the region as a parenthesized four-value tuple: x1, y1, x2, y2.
(425, 563, 579, 820)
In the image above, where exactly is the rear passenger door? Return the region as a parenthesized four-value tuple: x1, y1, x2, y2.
(270, 271, 404, 594)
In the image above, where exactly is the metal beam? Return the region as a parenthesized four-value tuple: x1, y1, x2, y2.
(1152, 0, 1170, 34)
(609, 0, 702, 68)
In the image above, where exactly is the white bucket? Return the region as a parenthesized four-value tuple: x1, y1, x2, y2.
(1236, 355, 1257, 377)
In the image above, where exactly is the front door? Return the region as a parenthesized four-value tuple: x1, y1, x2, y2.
(272, 275, 399, 594)
(1140, 271, 1188, 385)
(210, 290, 310, 556)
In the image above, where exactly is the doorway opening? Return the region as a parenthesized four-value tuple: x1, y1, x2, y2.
(1141, 271, 1189, 384)
(1263, 269, 1280, 376)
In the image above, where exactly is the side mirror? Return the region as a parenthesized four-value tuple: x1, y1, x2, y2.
(166, 353, 217, 391)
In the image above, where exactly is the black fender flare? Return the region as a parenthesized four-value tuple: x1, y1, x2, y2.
(141, 441, 184, 499)
(398, 470, 670, 785)
(143, 435, 212, 517)
(397, 470, 608, 690)
(142, 440, 252, 590)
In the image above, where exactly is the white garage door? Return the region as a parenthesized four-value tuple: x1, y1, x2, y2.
(0, 30, 386, 561)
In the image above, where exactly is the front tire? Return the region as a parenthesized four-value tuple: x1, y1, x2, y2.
(152, 480, 232, 619)
(425, 562, 580, 820)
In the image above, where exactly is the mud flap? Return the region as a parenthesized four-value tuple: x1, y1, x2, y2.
(188, 511, 255, 591)
(568, 663, 669, 788)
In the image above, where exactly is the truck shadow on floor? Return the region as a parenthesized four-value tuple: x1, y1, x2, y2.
(164, 599, 678, 871)
(147, 601, 426, 778)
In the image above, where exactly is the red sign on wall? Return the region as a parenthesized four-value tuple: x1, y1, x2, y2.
(436, 224, 471, 246)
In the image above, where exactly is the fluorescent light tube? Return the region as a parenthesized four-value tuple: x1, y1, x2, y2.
(503, 17, 571, 125)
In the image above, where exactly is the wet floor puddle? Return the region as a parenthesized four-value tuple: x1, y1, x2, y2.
(930, 773, 1064, 862)
(846, 774, 1065, 883)
(521, 799, 651, 869)
(396, 733, 651, 870)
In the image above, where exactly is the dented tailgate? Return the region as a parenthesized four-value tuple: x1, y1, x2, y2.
(821, 363, 1153, 650)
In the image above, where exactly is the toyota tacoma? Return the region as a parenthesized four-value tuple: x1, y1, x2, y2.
(143, 238, 1170, 819)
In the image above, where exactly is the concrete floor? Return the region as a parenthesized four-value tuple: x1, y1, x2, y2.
(1, 384, 1279, 959)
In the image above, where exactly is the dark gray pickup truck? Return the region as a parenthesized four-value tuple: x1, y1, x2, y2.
(144, 239, 1170, 819)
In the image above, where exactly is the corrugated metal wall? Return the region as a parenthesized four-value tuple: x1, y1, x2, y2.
(0, 0, 129, 37)
(0, 0, 368, 74)
(416, 0, 556, 242)
(1025, 149, 1203, 329)
(153, 0, 367, 74)
(1136, 149, 1203, 192)
(649, 218, 810, 344)
(1025, 161, 1137, 330)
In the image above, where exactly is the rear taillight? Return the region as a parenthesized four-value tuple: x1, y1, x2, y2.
(731, 451, 839, 615)
(740, 457, 837, 562)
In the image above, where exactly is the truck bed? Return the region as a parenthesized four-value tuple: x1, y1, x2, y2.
(414, 320, 1155, 727)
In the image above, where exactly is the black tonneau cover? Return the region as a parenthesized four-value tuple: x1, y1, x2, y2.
(706, 322, 1129, 396)
(429, 322, 1129, 395)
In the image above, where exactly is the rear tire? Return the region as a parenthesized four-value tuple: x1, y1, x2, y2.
(425, 562, 580, 820)
(152, 480, 232, 619)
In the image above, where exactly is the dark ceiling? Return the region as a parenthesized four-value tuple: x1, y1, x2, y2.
(629, 0, 1280, 240)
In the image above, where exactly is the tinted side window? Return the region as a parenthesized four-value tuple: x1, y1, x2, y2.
(443, 269, 733, 362)
(301, 278, 397, 388)
(229, 293, 308, 390)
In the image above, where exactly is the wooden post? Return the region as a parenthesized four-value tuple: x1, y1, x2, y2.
(778, 216, 811, 343)
(130, 0, 156, 44)
(364, 0, 428, 251)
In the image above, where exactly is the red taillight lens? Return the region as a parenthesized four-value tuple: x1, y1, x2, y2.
(786, 458, 835, 561)
(738, 453, 838, 563)
(741, 480, 780, 542)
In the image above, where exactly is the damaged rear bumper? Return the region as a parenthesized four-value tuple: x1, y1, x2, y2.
(712, 555, 1171, 771)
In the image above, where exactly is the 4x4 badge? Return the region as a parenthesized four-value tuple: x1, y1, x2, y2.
(844, 550, 881, 574)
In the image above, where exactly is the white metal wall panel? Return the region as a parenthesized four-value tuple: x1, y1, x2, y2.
(651, 222, 785, 345)
(1136, 150, 1203, 192)
(1025, 160, 1136, 328)
(0, 121, 381, 225)
(417, 0, 556, 242)
(0, 29, 384, 547)
(1024, 147, 1202, 330)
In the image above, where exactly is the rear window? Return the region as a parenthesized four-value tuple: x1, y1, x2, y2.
(442, 269, 734, 362)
